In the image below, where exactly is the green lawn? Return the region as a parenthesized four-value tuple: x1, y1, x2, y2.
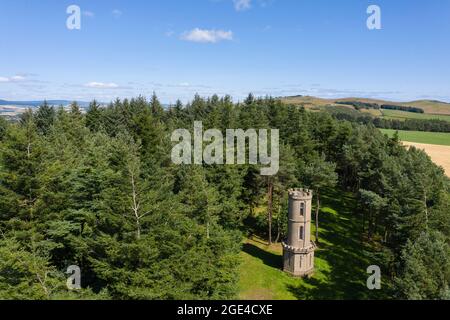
(381, 109, 450, 122)
(238, 189, 390, 300)
(381, 129, 450, 146)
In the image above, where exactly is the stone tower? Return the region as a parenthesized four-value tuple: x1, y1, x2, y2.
(282, 188, 316, 277)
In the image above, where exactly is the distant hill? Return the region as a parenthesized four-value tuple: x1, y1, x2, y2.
(0, 99, 91, 108)
(0, 99, 94, 119)
(281, 96, 450, 116)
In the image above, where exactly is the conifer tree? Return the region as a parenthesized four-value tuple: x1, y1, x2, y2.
(303, 153, 338, 244)
(34, 101, 55, 135)
(86, 100, 103, 132)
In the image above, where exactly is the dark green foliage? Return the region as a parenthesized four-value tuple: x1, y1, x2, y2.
(381, 104, 424, 114)
(335, 101, 424, 114)
(303, 153, 338, 243)
(34, 101, 56, 135)
(0, 93, 448, 300)
(335, 101, 381, 110)
(0, 116, 8, 140)
(395, 231, 450, 299)
(150, 92, 164, 118)
(86, 100, 103, 132)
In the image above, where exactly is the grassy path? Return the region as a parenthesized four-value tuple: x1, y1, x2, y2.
(238, 189, 388, 300)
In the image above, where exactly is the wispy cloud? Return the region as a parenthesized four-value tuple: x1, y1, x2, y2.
(112, 9, 122, 18)
(233, 0, 252, 11)
(0, 75, 27, 83)
(181, 28, 233, 43)
(84, 82, 120, 89)
(82, 11, 95, 18)
(165, 82, 212, 89)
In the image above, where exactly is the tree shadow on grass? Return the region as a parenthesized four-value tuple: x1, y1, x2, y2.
(242, 189, 387, 300)
(242, 243, 282, 270)
(286, 189, 377, 300)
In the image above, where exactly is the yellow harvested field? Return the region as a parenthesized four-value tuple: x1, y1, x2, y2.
(403, 142, 450, 177)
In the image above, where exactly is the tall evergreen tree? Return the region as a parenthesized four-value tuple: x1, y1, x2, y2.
(34, 101, 55, 135)
(303, 153, 338, 244)
(86, 100, 103, 132)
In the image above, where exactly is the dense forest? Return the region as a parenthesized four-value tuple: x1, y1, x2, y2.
(0, 94, 449, 300)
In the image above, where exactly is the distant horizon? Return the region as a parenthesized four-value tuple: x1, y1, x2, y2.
(1, 93, 450, 106)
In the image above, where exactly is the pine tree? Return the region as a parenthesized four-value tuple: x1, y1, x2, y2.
(86, 100, 103, 132)
(34, 101, 56, 135)
(303, 153, 338, 244)
(0, 116, 8, 140)
(396, 231, 450, 299)
(150, 92, 164, 118)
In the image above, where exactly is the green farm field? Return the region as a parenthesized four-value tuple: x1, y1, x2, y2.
(381, 129, 450, 146)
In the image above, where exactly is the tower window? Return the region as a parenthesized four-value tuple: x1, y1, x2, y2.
(300, 202, 305, 216)
(299, 226, 304, 240)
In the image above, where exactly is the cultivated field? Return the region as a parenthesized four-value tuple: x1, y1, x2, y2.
(402, 142, 450, 177)
(381, 129, 450, 176)
(381, 129, 450, 146)
(381, 109, 450, 122)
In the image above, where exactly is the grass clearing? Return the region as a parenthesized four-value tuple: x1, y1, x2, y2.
(238, 189, 389, 300)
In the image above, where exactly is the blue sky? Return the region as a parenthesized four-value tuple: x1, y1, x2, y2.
(1, 0, 450, 103)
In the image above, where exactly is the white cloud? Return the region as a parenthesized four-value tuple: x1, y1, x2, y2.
(181, 28, 233, 43)
(0, 75, 27, 83)
(84, 82, 120, 89)
(112, 9, 122, 18)
(234, 0, 251, 11)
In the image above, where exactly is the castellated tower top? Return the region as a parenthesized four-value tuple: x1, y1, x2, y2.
(288, 188, 313, 200)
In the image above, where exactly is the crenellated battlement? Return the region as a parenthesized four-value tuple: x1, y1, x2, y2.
(282, 241, 316, 254)
(288, 188, 313, 200)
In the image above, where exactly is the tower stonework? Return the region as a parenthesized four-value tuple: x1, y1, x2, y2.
(282, 188, 316, 277)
